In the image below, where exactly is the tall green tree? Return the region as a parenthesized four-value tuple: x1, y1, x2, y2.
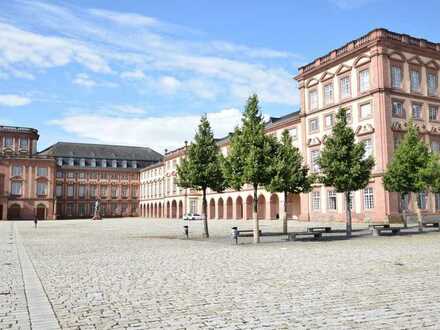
(223, 94, 274, 243)
(177, 115, 225, 238)
(267, 130, 313, 234)
(383, 120, 431, 231)
(318, 108, 374, 238)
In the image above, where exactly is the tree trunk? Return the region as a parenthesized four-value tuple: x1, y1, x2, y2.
(401, 193, 408, 228)
(345, 191, 352, 239)
(283, 191, 288, 234)
(202, 188, 209, 238)
(412, 192, 423, 232)
(253, 184, 260, 244)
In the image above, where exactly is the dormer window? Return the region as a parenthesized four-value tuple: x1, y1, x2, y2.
(132, 161, 137, 169)
(57, 158, 63, 166)
(122, 160, 127, 168)
(19, 138, 28, 150)
(4, 137, 13, 148)
(102, 159, 107, 168)
(80, 158, 85, 167)
(112, 160, 117, 168)
(91, 159, 96, 167)
(68, 158, 74, 166)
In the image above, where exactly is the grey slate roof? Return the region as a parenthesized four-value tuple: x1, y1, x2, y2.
(38, 142, 163, 161)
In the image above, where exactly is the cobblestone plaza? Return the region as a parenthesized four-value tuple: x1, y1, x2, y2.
(2, 218, 440, 329)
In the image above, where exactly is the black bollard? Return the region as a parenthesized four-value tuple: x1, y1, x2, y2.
(183, 225, 189, 239)
(231, 226, 238, 245)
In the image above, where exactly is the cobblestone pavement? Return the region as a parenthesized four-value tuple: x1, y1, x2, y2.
(2, 218, 440, 329)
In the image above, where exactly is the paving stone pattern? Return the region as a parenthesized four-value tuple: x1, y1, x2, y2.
(2, 218, 440, 329)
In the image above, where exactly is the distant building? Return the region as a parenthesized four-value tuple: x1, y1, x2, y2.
(0, 126, 162, 220)
(140, 28, 440, 223)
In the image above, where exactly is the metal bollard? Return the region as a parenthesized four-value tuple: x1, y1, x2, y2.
(231, 226, 238, 245)
(183, 225, 189, 239)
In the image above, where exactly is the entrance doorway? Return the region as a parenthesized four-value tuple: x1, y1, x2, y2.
(7, 204, 21, 220)
(36, 205, 46, 220)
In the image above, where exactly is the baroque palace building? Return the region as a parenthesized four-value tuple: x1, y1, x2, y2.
(140, 28, 440, 223)
(0, 126, 162, 220)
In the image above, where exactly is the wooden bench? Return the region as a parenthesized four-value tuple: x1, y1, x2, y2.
(423, 221, 440, 230)
(307, 226, 332, 233)
(289, 231, 323, 240)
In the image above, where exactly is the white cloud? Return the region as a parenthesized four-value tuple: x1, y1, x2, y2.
(50, 108, 242, 152)
(0, 94, 31, 107)
(111, 105, 146, 114)
(0, 1, 300, 106)
(72, 73, 97, 87)
(120, 70, 147, 80)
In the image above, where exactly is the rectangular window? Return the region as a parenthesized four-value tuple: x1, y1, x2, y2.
(392, 101, 404, 118)
(418, 192, 427, 209)
(19, 138, 28, 149)
(340, 76, 351, 99)
(56, 185, 63, 197)
(410, 69, 421, 92)
(5, 137, 13, 147)
(310, 150, 320, 172)
(36, 182, 47, 196)
(359, 69, 370, 92)
(324, 114, 333, 128)
(323, 83, 334, 105)
(346, 109, 352, 124)
(67, 172, 74, 179)
(359, 103, 372, 119)
(364, 187, 374, 209)
(78, 185, 85, 198)
(100, 186, 107, 197)
(131, 186, 137, 197)
(309, 118, 319, 133)
(122, 186, 128, 198)
(428, 72, 438, 96)
(391, 65, 402, 89)
(78, 204, 85, 217)
(429, 105, 439, 121)
(56, 171, 63, 178)
(111, 186, 118, 198)
(432, 141, 440, 153)
(66, 204, 73, 217)
(327, 191, 337, 210)
(37, 167, 48, 177)
(12, 165, 22, 177)
(363, 139, 373, 159)
(312, 191, 321, 210)
(436, 193, 440, 210)
(289, 128, 298, 141)
(79, 159, 85, 167)
(309, 89, 318, 111)
(11, 181, 22, 195)
(67, 185, 74, 197)
(412, 103, 422, 119)
(90, 185, 96, 197)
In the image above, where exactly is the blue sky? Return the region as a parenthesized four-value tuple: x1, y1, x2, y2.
(1, 0, 440, 152)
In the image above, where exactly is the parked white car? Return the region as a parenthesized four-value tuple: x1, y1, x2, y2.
(182, 213, 203, 220)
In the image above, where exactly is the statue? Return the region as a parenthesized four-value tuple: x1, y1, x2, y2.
(92, 199, 102, 220)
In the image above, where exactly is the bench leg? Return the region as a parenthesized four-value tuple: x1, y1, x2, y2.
(373, 229, 379, 236)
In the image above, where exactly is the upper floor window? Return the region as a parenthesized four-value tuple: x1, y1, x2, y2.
(309, 89, 318, 111)
(57, 158, 63, 166)
(131, 161, 137, 169)
(102, 159, 107, 168)
(392, 100, 404, 118)
(340, 76, 351, 99)
(309, 118, 319, 133)
(68, 158, 74, 166)
(428, 72, 438, 96)
(359, 102, 372, 120)
(432, 141, 440, 153)
(391, 65, 402, 89)
(289, 128, 298, 141)
(122, 160, 127, 168)
(36, 182, 48, 196)
(11, 181, 22, 196)
(79, 159, 85, 167)
(112, 160, 117, 168)
(37, 167, 48, 177)
(429, 105, 439, 122)
(56, 171, 63, 178)
(56, 185, 63, 197)
(362, 139, 373, 159)
(91, 159, 96, 167)
(310, 150, 320, 172)
(324, 114, 334, 129)
(67, 185, 74, 197)
(4, 137, 13, 148)
(67, 172, 74, 179)
(412, 103, 422, 119)
(323, 83, 334, 105)
(78, 172, 85, 179)
(410, 69, 421, 92)
(359, 69, 370, 93)
(12, 165, 22, 177)
(346, 109, 352, 124)
(19, 138, 28, 150)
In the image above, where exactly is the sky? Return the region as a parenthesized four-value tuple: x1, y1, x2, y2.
(1, 0, 440, 153)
